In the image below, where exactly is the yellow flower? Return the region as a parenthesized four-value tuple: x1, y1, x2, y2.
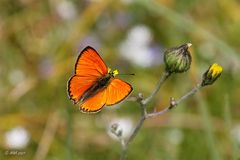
(207, 63, 223, 78)
(201, 63, 223, 86)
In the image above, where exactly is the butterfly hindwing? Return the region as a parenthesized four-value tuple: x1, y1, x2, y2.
(79, 78, 132, 112)
(68, 75, 95, 104)
(106, 78, 133, 106)
(80, 89, 107, 113)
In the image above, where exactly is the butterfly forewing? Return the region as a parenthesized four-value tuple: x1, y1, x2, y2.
(75, 47, 108, 76)
(68, 46, 108, 104)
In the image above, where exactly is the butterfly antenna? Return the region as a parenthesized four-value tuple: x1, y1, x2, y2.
(118, 73, 135, 76)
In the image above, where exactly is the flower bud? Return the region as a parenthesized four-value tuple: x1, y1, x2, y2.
(201, 63, 223, 86)
(110, 123, 123, 138)
(164, 43, 192, 73)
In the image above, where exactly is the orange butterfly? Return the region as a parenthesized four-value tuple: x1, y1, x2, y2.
(67, 46, 133, 113)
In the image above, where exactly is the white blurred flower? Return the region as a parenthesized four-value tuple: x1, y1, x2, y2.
(56, 0, 77, 20)
(4, 126, 30, 149)
(127, 25, 152, 45)
(119, 25, 162, 67)
(166, 129, 183, 145)
(107, 118, 133, 140)
(231, 125, 240, 144)
(8, 69, 25, 86)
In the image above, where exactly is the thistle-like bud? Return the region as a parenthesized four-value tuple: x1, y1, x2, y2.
(201, 63, 223, 86)
(164, 43, 192, 73)
(110, 123, 123, 138)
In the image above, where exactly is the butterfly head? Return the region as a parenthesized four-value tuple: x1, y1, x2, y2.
(108, 68, 119, 77)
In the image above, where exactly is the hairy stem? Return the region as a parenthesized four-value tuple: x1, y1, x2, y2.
(126, 105, 146, 145)
(176, 84, 201, 105)
(142, 71, 171, 105)
(120, 104, 146, 160)
(120, 137, 127, 160)
(147, 84, 201, 118)
(119, 72, 170, 160)
(119, 82, 202, 160)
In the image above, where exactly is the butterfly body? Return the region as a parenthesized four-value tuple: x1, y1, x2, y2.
(79, 71, 113, 104)
(68, 46, 133, 113)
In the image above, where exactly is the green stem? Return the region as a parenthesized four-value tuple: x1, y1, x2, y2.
(142, 71, 170, 105)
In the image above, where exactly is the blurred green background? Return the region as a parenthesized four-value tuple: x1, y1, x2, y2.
(0, 0, 240, 159)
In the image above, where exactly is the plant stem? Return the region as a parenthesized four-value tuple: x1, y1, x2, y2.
(126, 104, 147, 145)
(119, 82, 202, 160)
(119, 71, 170, 160)
(142, 71, 171, 105)
(176, 84, 201, 104)
(120, 146, 127, 160)
(146, 84, 201, 118)
(125, 71, 170, 145)
(119, 136, 127, 160)
(120, 104, 147, 160)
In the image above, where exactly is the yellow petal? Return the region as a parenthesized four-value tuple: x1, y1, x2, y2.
(209, 63, 223, 78)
